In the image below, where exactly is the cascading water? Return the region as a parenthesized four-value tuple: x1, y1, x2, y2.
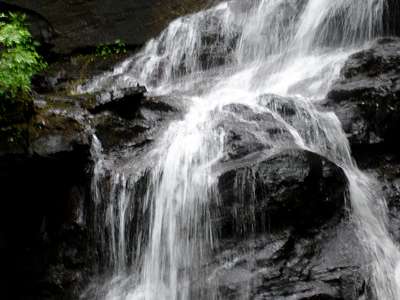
(80, 0, 400, 299)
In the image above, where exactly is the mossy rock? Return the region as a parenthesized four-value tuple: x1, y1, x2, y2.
(28, 109, 90, 157)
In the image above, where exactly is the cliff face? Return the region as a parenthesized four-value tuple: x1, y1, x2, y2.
(0, 51, 183, 300)
(0, 0, 222, 54)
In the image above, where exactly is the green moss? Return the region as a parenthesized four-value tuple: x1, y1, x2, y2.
(42, 101, 75, 110)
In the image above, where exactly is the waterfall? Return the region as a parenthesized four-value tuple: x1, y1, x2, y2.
(81, 0, 400, 299)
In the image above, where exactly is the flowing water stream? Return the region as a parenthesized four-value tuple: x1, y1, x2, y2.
(81, 0, 400, 299)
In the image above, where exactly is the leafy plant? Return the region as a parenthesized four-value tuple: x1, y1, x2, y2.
(95, 39, 126, 58)
(0, 12, 48, 101)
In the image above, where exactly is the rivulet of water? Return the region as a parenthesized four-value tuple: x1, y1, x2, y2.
(81, 0, 400, 299)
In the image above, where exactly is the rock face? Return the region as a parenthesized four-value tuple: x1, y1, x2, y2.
(0, 0, 223, 54)
(384, 0, 400, 37)
(326, 38, 400, 254)
(0, 54, 182, 300)
(325, 38, 400, 175)
(206, 148, 358, 299)
(0, 123, 91, 300)
(208, 121, 354, 299)
(206, 220, 368, 300)
(217, 149, 348, 235)
(327, 38, 400, 147)
(190, 39, 400, 299)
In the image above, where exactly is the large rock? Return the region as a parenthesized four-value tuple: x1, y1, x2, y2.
(327, 38, 400, 146)
(0, 0, 223, 54)
(325, 39, 400, 189)
(217, 149, 348, 235)
(203, 148, 366, 300)
(203, 221, 369, 300)
(325, 38, 400, 250)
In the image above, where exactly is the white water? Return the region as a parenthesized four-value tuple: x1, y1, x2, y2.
(82, 0, 400, 299)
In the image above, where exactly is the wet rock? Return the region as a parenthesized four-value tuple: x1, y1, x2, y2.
(90, 94, 181, 151)
(204, 220, 367, 300)
(223, 129, 267, 160)
(31, 74, 55, 94)
(198, 12, 240, 70)
(259, 94, 297, 119)
(217, 149, 348, 235)
(327, 38, 400, 146)
(389, 192, 400, 241)
(30, 109, 90, 157)
(325, 40, 400, 241)
(219, 103, 296, 161)
(80, 86, 147, 115)
(383, 0, 400, 37)
(38, 53, 135, 92)
(94, 117, 149, 150)
(0, 54, 182, 300)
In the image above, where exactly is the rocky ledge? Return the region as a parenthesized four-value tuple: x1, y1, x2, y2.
(0, 53, 182, 300)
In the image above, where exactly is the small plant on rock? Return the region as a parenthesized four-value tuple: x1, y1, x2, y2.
(95, 39, 126, 58)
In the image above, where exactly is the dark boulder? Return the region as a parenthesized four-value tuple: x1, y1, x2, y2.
(207, 143, 366, 300)
(217, 149, 348, 235)
(327, 38, 400, 146)
(91, 93, 181, 151)
(325, 39, 400, 254)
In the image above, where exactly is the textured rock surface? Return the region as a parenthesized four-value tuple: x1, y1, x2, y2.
(0, 55, 181, 300)
(0, 0, 223, 54)
(326, 38, 400, 258)
(205, 220, 369, 300)
(205, 146, 356, 299)
(327, 38, 400, 146)
(217, 149, 348, 234)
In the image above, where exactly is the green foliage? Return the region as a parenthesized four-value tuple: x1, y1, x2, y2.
(95, 39, 126, 58)
(0, 12, 48, 101)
